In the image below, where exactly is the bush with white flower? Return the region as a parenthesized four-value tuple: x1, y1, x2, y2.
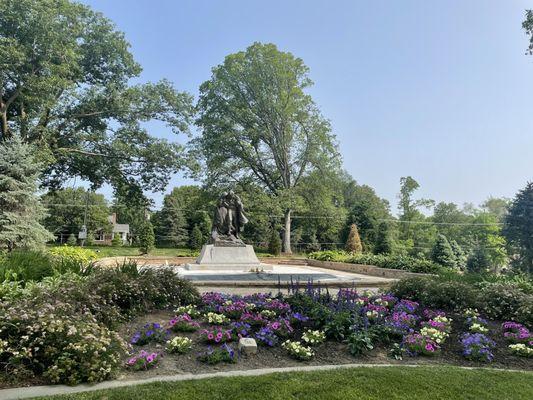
(166, 336, 193, 354)
(282, 340, 314, 360)
(174, 304, 201, 318)
(420, 326, 449, 344)
(509, 343, 533, 358)
(205, 312, 230, 324)
(301, 329, 326, 346)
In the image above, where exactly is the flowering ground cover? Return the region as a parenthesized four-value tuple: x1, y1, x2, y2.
(34, 366, 533, 400)
(116, 288, 531, 381)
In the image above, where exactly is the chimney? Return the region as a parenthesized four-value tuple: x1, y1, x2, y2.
(110, 213, 117, 224)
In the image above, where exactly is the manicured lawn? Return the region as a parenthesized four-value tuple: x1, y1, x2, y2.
(37, 366, 533, 400)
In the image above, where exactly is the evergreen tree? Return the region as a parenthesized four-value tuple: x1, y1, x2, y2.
(268, 229, 282, 256)
(189, 225, 204, 250)
(67, 233, 77, 246)
(154, 194, 188, 247)
(111, 234, 123, 247)
(503, 181, 533, 274)
(139, 220, 155, 254)
(466, 245, 489, 273)
(449, 239, 467, 270)
(306, 230, 320, 252)
(0, 135, 53, 251)
(431, 234, 457, 269)
(85, 232, 95, 246)
(374, 221, 393, 254)
(345, 223, 363, 253)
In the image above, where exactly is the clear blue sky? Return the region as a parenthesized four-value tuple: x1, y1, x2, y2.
(82, 0, 533, 214)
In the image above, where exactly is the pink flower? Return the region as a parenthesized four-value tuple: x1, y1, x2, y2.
(127, 357, 137, 365)
(425, 344, 434, 352)
(207, 333, 214, 340)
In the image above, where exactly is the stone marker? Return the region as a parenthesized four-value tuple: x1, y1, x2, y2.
(238, 337, 258, 355)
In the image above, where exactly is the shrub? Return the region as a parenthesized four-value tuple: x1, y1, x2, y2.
(126, 351, 160, 371)
(348, 331, 374, 355)
(0, 250, 54, 282)
(301, 329, 326, 346)
(389, 277, 478, 311)
(282, 340, 314, 360)
(138, 221, 155, 254)
(111, 234, 123, 247)
(268, 229, 282, 256)
(67, 233, 77, 246)
(199, 327, 234, 344)
(168, 314, 200, 332)
(508, 343, 533, 357)
(345, 224, 363, 253)
(166, 337, 193, 354)
(460, 333, 495, 362)
(130, 323, 169, 346)
(189, 225, 204, 250)
(48, 246, 97, 274)
(197, 344, 236, 364)
(403, 332, 440, 356)
(0, 302, 126, 384)
(307, 251, 441, 274)
(479, 284, 533, 325)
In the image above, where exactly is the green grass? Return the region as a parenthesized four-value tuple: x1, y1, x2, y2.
(36, 366, 533, 400)
(47, 245, 199, 258)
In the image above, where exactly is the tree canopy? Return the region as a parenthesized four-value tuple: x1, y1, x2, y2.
(194, 42, 340, 253)
(0, 0, 194, 196)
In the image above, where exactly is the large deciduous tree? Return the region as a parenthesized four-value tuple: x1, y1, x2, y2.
(0, 0, 193, 195)
(194, 42, 340, 253)
(42, 187, 111, 236)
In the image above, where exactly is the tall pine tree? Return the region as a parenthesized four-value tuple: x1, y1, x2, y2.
(503, 181, 533, 274)
(374, 221, 393, 254)
(431, 234, 457, 269)
(0, 135, 53, 251)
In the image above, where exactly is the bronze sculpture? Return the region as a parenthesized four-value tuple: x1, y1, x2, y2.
(211, 190, 248, 246)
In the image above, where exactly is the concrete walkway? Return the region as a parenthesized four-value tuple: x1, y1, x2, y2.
(1, 363, 530, 400)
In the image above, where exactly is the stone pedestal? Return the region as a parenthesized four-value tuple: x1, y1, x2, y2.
(185, 244, 273, 271)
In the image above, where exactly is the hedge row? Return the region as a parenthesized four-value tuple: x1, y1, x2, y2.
(308, 251, 441, 274)
(389, 277, 532, 327)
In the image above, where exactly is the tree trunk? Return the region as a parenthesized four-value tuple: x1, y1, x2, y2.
(282, 209, 292, 254)
(0, 110, 7, 140)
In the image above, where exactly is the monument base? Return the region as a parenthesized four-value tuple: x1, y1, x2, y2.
(185, 244, 273, 271)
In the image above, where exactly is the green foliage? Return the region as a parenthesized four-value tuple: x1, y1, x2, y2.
(345, 223, 363, 253)
(138, 220, 155, 254)
(0, 265, 199, 384)
(42, 188, 111, 236)
(111, 234, 123, 247)
(466, 245, 489, 273)
(48, 246, 97, 274)
(479, 284, 533, 326)
(389, 276, 532, 325)
(348, 331, 374, 356)
(194, 42, 340, 253)
(431, 234, 457, 269)
(503, 181, 533, 274)
(67, 233, 77, 246)
(189, 225, 204, 250)
(449, 240, 467, 270)
(0, 135, 54, 251)
(268, 229, 282, 256)
(342, 177, 393, 251)
(0, 301, 126, 385)
(85, 232, 95, 246)
(0, 0, 193, 194)
(374, 221, 393, 254)
(0, 251, 54, 282)
(308, 251, 441, 274)
(154, 189, 189, 247)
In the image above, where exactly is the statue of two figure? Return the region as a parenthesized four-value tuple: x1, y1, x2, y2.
(211, 190, 248, 246)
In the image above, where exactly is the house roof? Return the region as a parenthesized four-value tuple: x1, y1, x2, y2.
(113, 223, 130, 234)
